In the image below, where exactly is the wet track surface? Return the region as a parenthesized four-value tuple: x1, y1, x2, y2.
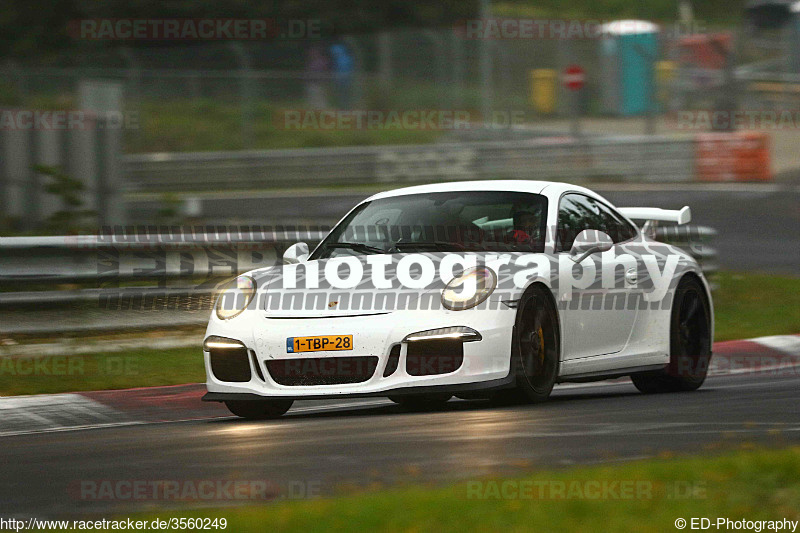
(2, 371, 798, 517)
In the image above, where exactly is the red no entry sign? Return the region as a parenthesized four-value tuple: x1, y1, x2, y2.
(563, 65, 585, 91)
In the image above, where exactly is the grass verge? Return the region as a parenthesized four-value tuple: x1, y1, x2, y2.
(128, 99, 445, 153)
(135, 446, 800, 533)
(0, 271, 796, 396)
(713, 272, 800, 341)
(0, 346, 204, 396)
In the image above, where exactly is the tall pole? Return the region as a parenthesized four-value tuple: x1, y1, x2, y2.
(479, 0, 493, 123)
(229, 43, 253, 149)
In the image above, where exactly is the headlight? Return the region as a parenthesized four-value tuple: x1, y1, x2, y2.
(441, 267, 496, 311)
(404, 326, 482, 342)
(215, 275, 257, 320)
(203, 336, 246, 351)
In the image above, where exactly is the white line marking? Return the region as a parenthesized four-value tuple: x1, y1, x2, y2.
(61, 400, 118, 422)
(0, 393, 81, 408)
(290, 400, 391, 413)
(556, 380, 632, 390)
(0, 421, 144, 438)
(0, 393, 130, 438)
(710, 363, 800, 377)
(749, 335, 800, 356)
(0, 399, 394, 438)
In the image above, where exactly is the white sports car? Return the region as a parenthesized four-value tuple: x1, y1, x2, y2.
(202, 180, 714, 419)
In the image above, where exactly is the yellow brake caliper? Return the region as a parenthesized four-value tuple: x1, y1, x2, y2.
(537, 327, 545, 365)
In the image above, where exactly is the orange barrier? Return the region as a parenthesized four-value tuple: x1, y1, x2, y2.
(695, 131, 772, 182)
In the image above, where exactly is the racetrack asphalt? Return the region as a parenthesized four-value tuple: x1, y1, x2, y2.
(2, 368, 798, 518)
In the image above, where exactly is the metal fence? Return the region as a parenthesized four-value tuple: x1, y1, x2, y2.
(2, 24, 722, 153)
(124, 135, 697, 194)
(0, 231, 322, 335)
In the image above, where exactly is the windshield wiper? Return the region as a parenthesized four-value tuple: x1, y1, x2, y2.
(392, 240, 466, 251)
(325, 242, 386, 254)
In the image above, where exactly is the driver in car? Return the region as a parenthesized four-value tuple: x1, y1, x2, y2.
(508, 210, 540, 246)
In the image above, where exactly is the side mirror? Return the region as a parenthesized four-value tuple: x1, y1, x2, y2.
(283, 242, 309, 264)
(569, 230, 613, 263)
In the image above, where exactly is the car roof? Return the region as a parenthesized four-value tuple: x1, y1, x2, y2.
(365, 180, 600, 202)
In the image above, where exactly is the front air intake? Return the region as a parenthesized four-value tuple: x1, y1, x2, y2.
(406, 339, 464, 376)
(266, 356, 379, 386)
(208, 344, 252, 382)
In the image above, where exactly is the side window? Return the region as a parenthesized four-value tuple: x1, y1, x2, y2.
(592, 200, 638, 243)
(557, 194, 602, 252)
(557, 194, 638, 251)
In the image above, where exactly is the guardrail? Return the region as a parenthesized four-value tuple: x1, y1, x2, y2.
(655, 225, 719, 288)
(0, 226, 717, 335)
(124, 135, 697, 193)
(0, 230, 325, 285)
(0, 231, 324, 335)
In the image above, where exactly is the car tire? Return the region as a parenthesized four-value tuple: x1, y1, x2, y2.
(631, 275, 712, 394)
(388, 394, 452, 410)
(497, 284, 560, 404)
(224, 399, 294, 419)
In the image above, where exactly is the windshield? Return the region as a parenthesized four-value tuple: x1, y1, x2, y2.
(311, 191, 548, 259)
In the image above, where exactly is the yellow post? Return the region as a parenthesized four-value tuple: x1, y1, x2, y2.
(656, 61, 676, 106)
(529, 69, 556, 114)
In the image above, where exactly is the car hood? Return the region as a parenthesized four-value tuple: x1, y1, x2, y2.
(251, 251, 526, 318)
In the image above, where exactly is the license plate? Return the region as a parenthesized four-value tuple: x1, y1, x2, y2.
(287, 335, 353, 353)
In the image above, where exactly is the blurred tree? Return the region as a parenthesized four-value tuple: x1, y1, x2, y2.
(0, 0, 81, 58)
(34, 164, 96, 233)
(1, 0, 748, 61)
(0, 0, 479, 59)
(494, 0, 745, 23)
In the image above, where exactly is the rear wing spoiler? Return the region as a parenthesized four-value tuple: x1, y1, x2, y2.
(617, 206, 692, 227)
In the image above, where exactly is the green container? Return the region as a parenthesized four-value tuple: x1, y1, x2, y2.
(600, 21, 660, 116)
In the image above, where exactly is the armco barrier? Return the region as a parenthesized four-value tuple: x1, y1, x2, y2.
(0, 231, 323, 284)
(0, 231, 322, 335)
(122, 135, 699, 193)
(122, 132, 772, 196)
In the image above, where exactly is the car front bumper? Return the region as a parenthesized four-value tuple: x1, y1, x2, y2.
(202, 307, 516, 400)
